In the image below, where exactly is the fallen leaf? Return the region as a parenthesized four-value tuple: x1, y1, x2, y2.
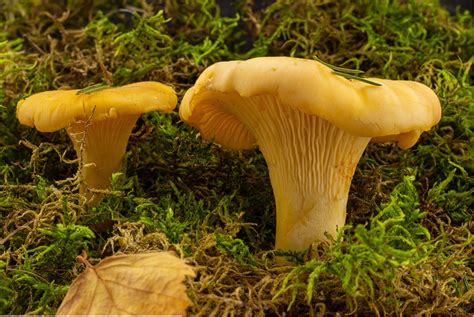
(57, 251, 195, 316)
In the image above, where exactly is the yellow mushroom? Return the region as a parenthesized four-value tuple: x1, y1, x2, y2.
(180, 57, 441, 252)
(17, 81, 177, 206)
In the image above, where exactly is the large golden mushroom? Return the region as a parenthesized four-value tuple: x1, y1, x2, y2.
(180, 57, 441, 252)
(17, 82, 177, 206)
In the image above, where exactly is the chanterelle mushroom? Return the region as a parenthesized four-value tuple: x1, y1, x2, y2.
(17, 81, 177, 206)
(180, 57, 441, 252)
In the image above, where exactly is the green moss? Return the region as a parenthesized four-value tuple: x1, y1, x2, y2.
(276, 176, 432, 307)
(1, 0, 472, 315)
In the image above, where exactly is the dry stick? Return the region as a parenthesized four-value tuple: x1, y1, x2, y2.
(0, 224, 31, 245)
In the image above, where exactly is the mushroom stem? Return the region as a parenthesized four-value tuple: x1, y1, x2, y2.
(67, 114, 140, 206)
(222, 95, 370, 251)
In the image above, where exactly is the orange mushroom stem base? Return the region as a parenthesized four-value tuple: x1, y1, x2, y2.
(222, 95, 370, 251)
(67, 113, 140, 206)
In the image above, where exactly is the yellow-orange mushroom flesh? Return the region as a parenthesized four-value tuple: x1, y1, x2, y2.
(196, 93, 370, 250)
(66, 113, 140, 205)
(16, 82, 177, 206)
(180, 57, 441, 252)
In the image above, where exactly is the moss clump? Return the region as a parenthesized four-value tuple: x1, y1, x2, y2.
(1, 0, 473, 315)
(276, 176, 472, 314)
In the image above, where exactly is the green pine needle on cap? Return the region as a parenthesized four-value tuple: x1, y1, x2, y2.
(313, 55, 382, 86)
(76, 83, 111, 95)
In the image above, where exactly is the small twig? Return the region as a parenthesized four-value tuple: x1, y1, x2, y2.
(76, 251, 94, 268)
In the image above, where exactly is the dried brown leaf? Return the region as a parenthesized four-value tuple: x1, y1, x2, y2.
(56, 252, 195, 316)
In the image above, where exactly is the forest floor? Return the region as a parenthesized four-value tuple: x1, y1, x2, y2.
(1, 0, 472, 315)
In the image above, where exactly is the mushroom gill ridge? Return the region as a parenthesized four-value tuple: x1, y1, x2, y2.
(67, 114, 140, 196)
(195, 93, 370, 251)
(186, 94, 256, 150)
(180, 56, 441, 253)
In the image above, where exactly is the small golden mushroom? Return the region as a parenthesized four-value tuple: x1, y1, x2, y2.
(17, 82, 177, 206)
(180, 57, 441, 252)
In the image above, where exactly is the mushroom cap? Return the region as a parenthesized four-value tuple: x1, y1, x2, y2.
(180, 57, 441, 150)
(17, 81, 178, 132)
